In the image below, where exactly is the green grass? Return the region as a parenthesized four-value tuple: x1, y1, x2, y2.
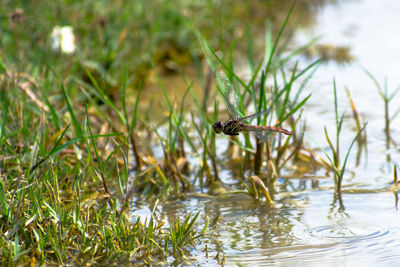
(363, 68, 400, 146)
(320, 79, 367, 203)
(0, 0, 383, 265)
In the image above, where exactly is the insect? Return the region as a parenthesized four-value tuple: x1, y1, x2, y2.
(213, 74, 292, 141)
(213, 111, 292, 139)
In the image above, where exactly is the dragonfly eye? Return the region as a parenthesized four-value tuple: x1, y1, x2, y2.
(213, 121, 223, 134)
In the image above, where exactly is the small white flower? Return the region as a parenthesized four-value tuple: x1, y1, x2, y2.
(50, 26, 76, 54)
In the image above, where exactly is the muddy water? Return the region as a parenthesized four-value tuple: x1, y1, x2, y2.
(133, 0, 400, 266)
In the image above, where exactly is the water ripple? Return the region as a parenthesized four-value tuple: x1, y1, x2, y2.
(227, 227, 400, 266)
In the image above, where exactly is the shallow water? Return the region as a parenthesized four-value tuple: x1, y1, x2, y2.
(152, 190, 400, 266)
(133, 0, 400, 265)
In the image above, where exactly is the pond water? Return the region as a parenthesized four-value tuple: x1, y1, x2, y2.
(134, 0, 400, 265)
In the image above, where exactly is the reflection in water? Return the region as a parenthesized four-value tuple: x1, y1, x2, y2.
(150, 190, 400, 266)
(330, 191, 346, 212)
(228, 227, 400, 266)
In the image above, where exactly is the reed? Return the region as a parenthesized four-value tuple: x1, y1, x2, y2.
(323, 79, 367, 196)
(363, 68, 400, 148)
(345, 87, 367, 166)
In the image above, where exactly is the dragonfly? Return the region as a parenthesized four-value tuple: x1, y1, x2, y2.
(213, 111, 292, 139)
(213, 75, 292, 141)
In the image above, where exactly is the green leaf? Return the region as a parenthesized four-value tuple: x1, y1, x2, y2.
(62, 84, 82, 138)
(0, 56, 7, 73)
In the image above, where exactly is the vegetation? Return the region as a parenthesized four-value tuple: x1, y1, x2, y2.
(0, 0, 392, 265)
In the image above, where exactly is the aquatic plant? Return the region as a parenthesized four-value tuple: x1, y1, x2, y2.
(323, 79, 367, 196)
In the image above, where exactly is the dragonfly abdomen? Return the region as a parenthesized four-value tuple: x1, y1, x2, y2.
(242, 124, 292, 135)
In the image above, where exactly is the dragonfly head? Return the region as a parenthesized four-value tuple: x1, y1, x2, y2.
(213, 121, 224, 134)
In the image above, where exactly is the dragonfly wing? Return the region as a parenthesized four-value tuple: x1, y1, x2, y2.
(224, 95, 240, 120)
(217, 72, 240, 120)
(237, 107, 272, 122)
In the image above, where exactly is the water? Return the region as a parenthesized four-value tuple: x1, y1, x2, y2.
(132, 0, 400, 265)
(154, 190, 400, 266)
(297, 0, 400, 190)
